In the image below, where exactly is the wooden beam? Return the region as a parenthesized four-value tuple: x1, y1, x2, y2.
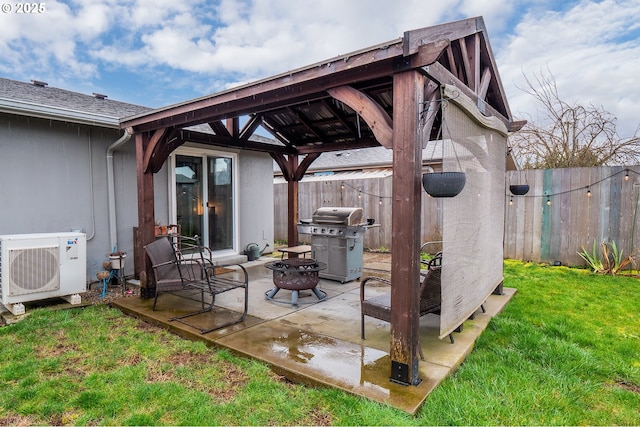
(271, 152, 294, 181)
(135, 133, 155, 297)
(459, 38, 474, 90)
(390, 70, 424, 386)
(421, 61, 510, 129)
(421, 80, 441, 148)
(239, 114, 263, 141)
(478, 66, 492, 101)
(295, 138, 380, 154)
(208, 120, 231, 137)
(287, 155, 299, 247)
(150, 129, 185, 173)
(446, 46, 458, 80)
(142, 127, 169, 174)
(261, 116, 295, 148)
(286, 106, 325, 142)
(321, 98, 357, 134)
(294, 152, 321, 181)
(470, 33, 480, 93)
(403, 17, 479, 56)
(226, 117, 240, 136)
(327, 86, 393, 148)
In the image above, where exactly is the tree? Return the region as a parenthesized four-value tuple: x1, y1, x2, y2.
(509, 71, 640, 168)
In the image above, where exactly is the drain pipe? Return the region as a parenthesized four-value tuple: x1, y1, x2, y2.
(107, 128, 133, 252)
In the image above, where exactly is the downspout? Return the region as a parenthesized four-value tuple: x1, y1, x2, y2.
(107, 128, 133, 252)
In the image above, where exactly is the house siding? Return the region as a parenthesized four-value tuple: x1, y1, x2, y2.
(0, 112, 150, 277)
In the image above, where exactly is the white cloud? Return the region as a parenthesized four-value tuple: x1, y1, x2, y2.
(90, 0, 473, 80)
(498, 0, 640, 136)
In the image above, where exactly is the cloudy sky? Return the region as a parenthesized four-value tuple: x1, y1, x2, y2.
(1, 0, 638, 136)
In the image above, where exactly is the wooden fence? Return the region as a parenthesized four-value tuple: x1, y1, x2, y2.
(274, 165, 640, 265)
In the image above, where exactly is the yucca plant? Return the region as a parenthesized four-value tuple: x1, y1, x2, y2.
(578, 240, 637, 275)
(578, 240, 604, 273)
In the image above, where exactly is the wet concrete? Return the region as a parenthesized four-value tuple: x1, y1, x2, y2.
(111, 255, 515, 414)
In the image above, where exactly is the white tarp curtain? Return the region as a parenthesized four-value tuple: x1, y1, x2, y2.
(438, 85, 508, 339)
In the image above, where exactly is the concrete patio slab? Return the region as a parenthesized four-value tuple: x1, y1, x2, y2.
(111, 254, 515, 414)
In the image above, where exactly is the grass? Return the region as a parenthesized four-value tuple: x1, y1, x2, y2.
(0, 260, 638, 425)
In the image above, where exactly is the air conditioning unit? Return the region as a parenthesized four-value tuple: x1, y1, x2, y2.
(0, 232, 86, 315)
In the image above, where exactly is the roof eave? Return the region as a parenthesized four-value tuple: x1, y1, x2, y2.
(0, 97, 121, 128)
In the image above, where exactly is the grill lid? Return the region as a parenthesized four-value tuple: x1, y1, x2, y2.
(311, 207, 363, 226)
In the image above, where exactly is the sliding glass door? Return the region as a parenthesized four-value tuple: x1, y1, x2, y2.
(174, 150, 236, 252)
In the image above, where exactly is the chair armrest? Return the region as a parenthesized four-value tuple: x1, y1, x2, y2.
(151, 259, 176, 269)
(213, 263, 249, 284)
(360, 276, 391, 303)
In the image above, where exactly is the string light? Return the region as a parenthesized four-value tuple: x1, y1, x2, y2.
(340, 181, 392, 202)
(341, 168, 637, 208)
(507, 168, 639, 207)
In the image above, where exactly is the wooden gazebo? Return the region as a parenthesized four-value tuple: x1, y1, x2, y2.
(120, 16, 518, 386)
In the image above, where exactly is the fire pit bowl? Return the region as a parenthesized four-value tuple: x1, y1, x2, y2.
(264, 258, 327, 305)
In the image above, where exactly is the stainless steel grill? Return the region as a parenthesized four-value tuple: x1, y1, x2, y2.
(298, 207, 370, 283)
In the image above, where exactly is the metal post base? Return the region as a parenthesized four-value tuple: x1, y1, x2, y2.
(390, 361, 422, 386)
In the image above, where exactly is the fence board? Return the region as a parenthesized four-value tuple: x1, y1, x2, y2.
(529, 169, 544, 261)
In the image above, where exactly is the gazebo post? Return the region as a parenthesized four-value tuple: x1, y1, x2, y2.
(135, 132, 156, 298)
(286, 155, 300, 248)
(389, 70, 424, 385)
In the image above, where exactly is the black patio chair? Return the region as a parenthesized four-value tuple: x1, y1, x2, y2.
(144, 236, 248, 334)
(360, 252, 459, 348)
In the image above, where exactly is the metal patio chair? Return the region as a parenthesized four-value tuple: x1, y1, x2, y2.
(144, 236, 248, 334)
(360, 252, 458, 348)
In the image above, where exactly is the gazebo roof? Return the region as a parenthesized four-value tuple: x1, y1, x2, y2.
(120, 16, 517, 164)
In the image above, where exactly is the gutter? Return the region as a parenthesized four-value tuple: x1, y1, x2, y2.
(107, 128, 133, 252)
(0, 97, 120, 128)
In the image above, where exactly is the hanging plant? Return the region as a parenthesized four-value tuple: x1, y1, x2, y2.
(509, 184, 530, 195)
(509, 168, 530, 195)
(423, 171, 466, 198)
(421, 92, 466, 198)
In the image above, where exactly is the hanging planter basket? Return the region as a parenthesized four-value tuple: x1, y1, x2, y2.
(509, 184, 530, 196)
(422, 171, 466, 198)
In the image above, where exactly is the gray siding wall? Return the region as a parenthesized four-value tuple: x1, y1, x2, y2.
(0, 113, 139, 278)
(1, 112, 274, 284)
(238, 150, 274, 253)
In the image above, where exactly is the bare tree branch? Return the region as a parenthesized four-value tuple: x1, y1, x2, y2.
(510, 71, 640, 168)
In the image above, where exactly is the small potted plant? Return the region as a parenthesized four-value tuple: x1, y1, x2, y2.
(108, 250, 127, 270)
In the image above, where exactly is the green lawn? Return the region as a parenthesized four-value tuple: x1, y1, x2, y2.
(0, 260, 638, 425)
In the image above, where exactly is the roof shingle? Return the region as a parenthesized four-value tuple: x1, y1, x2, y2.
(0, 77, 151, 119)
